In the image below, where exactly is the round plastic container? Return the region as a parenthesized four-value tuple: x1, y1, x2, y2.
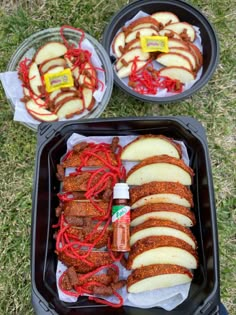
(102, 0, 219, 103)
(7, 27, 113, 131)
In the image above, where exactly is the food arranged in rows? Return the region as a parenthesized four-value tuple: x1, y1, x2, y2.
(53, 134, 198, 308)
(18, 26, 104, 122)
(112, 12, 203, 95)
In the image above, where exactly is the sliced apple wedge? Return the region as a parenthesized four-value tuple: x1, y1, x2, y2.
(164, 22, 196, 42)
(45, 65, 65, 74)
(116, 48, 150, 71)
(127, 264, 193, 293)
(126, 155, 194, 186)
(152, 12, 180, 26)
(54, 97, 84, 119)
(130, 219, 197, 248)
(112, 31, 126, 58)
(126, 16, 160, 31)
(132, 23, 159, 31)
(82, 62, 97, 88)
(26, 100, 58, 122)
(156, 52, 193, 71)
(125, 28, 158, 44)
(121, 135, 181, 160)
(188, 42, 203, 70)
(124, 38, 141, 52)
(159, 66, 195, 84)
(169, 47, 197, 70)
(158, 29, 182, 40)
(49, 89, 62, 102)
(127, 236, 198, 270)
(23, 87, 45, 106)
(131, 204, 196, 227)
(130, 182, 193, 209)
(34, 41, 67, 65)
(39, 57, 66, 74)
(53, 91, 77, 108)
(167, 38, 189, 49)
(28, 62, 43, 96)
(117, 60, 147, 78)
(81, 86, 95, 110)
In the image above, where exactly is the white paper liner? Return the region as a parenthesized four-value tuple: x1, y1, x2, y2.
(56, 133, 192, 310)
(110, 10, 203, 97)
(0, 37, 107, 126)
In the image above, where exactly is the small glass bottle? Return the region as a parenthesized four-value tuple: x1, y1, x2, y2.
(111, 183, 130, 252)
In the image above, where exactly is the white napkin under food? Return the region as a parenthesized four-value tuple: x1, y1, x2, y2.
(56, 133, 192, 311)
(0, 37, 106, 126)
(110, 10, 203, 97)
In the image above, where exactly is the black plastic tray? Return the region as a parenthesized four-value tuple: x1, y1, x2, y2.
(31, 116, 220, 315)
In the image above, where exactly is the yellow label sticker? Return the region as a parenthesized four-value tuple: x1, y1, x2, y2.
(44, 68, 74, 92)
(140, 36, 169, 53)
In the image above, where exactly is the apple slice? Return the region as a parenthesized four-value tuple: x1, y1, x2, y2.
(188, 42, 203, 70)
(130, 182, 193, 209)
(125, 28, 158, 43)
(49, 89, 61, 102)
(34, 41, 67, 65)
(158, 29, 182, 40)
(152, 12, 180, 26)
(132, 23, 159, 31)
(117, 60, 147, 78)
(156, 52, 193, 71)
(159, 66, 195, 84)
(127, 264, 193, 293)
(26, 100, 58, 122)
(112, 31, 126, 58)
(130, 219, 197, 248)
(167, 38, 189, 49)
(82, 62, 97, 88)
(126, 155, 194, 186)
(28, 62, 43, 96)
(131, 204, 196, 227)
(169, 47, 197, 70)
(23, 87, 46, 107)
(127, 236, 198, 270)
(81, 87, 95, 110)
(116, 48, 150, 71)
(124, 38, 141, 52)
(121, 135, 182, 160)
(39, 57, 66, 74)
(53, 91, 77, 108)
(126, 17, 160, 31)
(164, 22, 196, 42)
(55, 97, 84, 119)
(45, 65, 65, 74)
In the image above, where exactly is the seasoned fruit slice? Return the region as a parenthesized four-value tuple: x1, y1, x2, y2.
(169, 47, 197, 70)
(81, 87, 95, 110)
(81, 62, 97, 88)
(127, 236, 198, 270)
(23, 87, 45, 106)
(131, 204, 196, 227)
(54, 97, 84, 119)
(152, 12, 180, 26)
(124, 38, 141, 52)
(156, 52, 193, 71)
(188, 42, 203, 70)
(44, 65, 65, 74)
(28, 62, 43, 96)
(121, 135, 181, 160)
(126, 16, 160, 31)
(159, 66, 195, 84)
(126, 155, 194, 186)
(112, 31, 126, 58)
(130, 182, 193, 209)
(39, 57, 66, 74)
(167, 38, 189, 49)
(158, 29, 182, 40)
(127, 264, 193, 293)
(125, 28, 158, 43)
(117, 60, 147, 78)
(34, 41, 67, 65)
(26, 100, 58, 122)
(130, 219, 197, 248)
(116, 48, 150, 71)
(164, 22, 196, 42)
(53, 91, 77, 108)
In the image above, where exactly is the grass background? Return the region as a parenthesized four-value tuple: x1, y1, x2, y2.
(0, 0, 235, 314)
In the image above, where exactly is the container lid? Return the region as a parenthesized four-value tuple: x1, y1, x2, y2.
(113, 183, 130, 199)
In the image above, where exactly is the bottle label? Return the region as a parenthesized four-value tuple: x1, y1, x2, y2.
(112, 205, 130, 223)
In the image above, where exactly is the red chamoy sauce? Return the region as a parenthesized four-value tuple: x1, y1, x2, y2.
(111, 183, 130, 252)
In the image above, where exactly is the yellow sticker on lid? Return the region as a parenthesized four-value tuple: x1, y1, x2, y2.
(44, 68, 74, 93)
(140, 36, 169, 53)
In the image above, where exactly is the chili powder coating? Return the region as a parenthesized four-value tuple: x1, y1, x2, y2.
(111, 183, 131, 252)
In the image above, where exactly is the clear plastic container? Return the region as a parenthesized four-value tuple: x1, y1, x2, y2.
(6, 27, 114, 131)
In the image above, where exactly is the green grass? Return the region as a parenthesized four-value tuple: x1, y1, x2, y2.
(0, 0, 235, 314)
